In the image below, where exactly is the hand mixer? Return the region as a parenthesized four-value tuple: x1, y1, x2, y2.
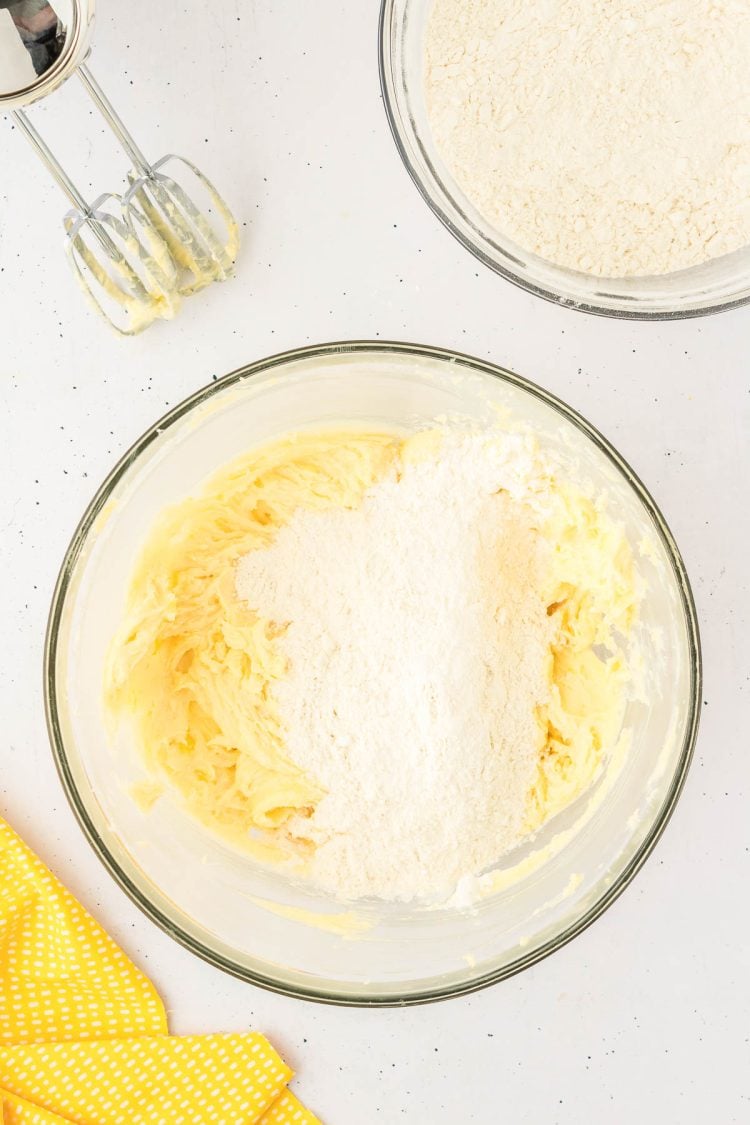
(0, 0, 239, 333)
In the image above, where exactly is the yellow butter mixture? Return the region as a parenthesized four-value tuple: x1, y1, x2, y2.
(105, 427, 638, 887)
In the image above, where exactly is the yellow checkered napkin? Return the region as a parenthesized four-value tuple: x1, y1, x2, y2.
(0, 819, 320, 1124)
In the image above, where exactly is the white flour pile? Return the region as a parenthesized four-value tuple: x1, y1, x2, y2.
(425, 0, 750, 277)
(236, 430, 556, 901)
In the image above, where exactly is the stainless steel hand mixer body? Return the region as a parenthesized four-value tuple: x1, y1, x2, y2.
(1, 0, 239, 333)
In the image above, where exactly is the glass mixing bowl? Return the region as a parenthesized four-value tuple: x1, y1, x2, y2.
(45, 342, 700, 1005)
(379, 0, 750, 319)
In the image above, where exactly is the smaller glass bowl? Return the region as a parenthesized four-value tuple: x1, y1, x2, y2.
(379, 0, 750, 319)
(45, 342, 701, 1006)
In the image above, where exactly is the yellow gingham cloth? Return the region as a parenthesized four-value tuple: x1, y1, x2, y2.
(0, 818, 320, 1125)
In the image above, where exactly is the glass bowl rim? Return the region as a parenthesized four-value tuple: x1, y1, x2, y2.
(44, 339, 702, 1006)
(377, 0, 750, 322)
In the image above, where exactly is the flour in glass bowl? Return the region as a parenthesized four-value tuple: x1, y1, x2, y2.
(425, 0, 750, 277)
(236, 430, 557, 902)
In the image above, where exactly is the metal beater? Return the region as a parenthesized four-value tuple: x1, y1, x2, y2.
(1, 0, 239, 333)
(11, 108, 180, 334)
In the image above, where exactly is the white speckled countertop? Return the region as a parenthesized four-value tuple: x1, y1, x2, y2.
(0, 3, 748, 1121)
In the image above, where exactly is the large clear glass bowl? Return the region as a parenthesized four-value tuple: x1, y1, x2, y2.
(45, 342, 701, 1005)
(379, 0, 750, 319)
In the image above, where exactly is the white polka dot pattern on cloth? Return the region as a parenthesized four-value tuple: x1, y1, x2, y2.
(0, 818, 322, 1124)
(0, 820, 166, 1045)
(0, 1088, 73, 1123)
(0, 1034, 296, 1124)
(0, 1083, 319, 1125)
(259, 1089, 320, 1124)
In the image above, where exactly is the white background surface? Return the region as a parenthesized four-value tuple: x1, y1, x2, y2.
(0, 3, 748, 1122)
